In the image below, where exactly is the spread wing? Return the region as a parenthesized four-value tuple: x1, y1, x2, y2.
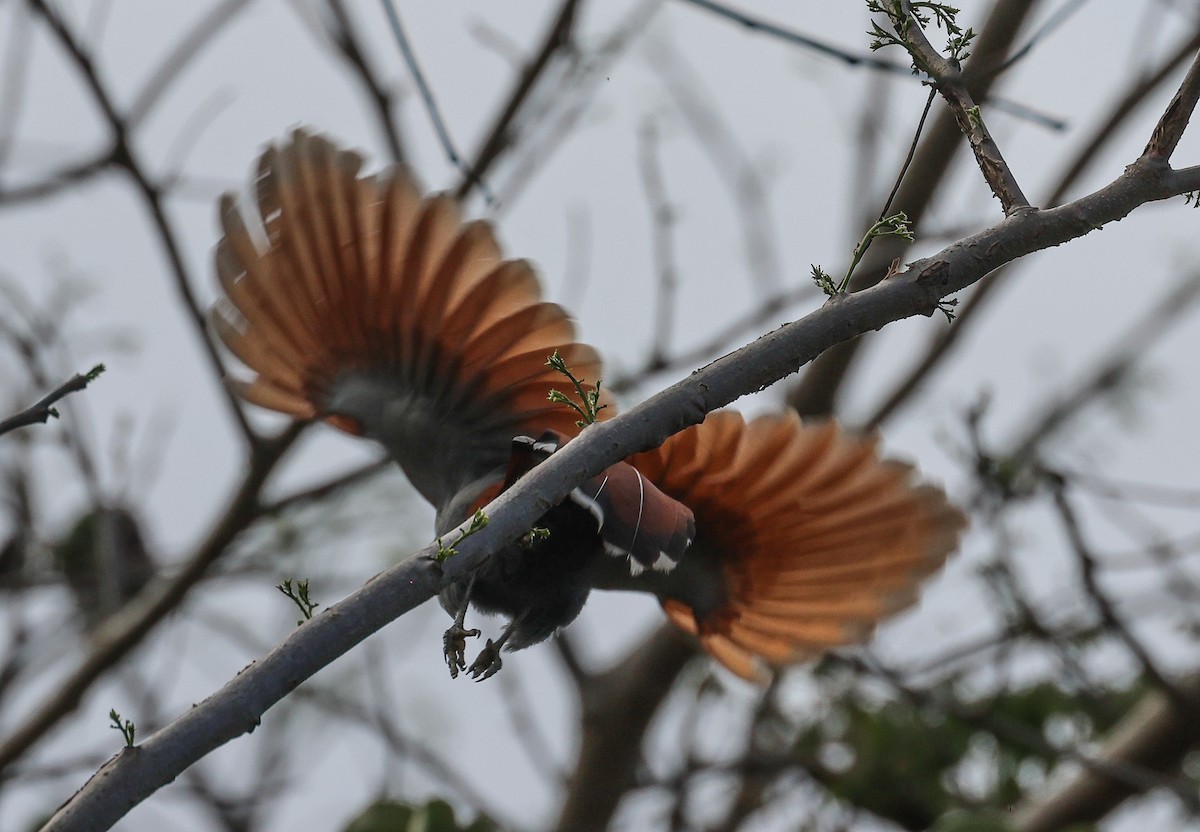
(213, 130, 613, 518)
(626, 411, 966, 682)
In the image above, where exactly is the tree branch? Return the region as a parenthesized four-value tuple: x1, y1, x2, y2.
(787, 0, 1041, 417)
(27, 0, 255, 441)
(454, 0, 583, 200)
(865, 24, 1200, 429)
(1145, 45, 1200, 160)
(0, 365, 104, 438)
(888, 0, 1031, 213)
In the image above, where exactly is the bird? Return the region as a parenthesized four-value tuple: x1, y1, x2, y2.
(212, 129, 966, 683)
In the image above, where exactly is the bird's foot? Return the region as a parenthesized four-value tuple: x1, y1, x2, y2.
(443, 623, 481, 679)
(467, 638, 503, 682)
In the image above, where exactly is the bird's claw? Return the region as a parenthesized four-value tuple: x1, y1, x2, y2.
(467, 638, 503, 682)
(443, 623, 481, 679)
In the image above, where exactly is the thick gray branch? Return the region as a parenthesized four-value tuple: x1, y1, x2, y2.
(41, 154, 1200, 832)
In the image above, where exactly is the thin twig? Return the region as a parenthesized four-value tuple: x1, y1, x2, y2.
(678, 0, 1066, 130)
(455, 0, 583, 199)
(865, 25, 1200, 429)
(638, 118, 681, 369)
(323, 0, 407, 164)
(256, 457, 391, 517)
(877, 88, 936, 222)
(378, 0, 482, 194)
(493, 0, 665, 211)
(885, 2, 1032, 213)
(0, 366, 104, 438)
(1051, 482, 1198, 718)
(27, 0, 255, 441)
(1006, 272, 1200, 470)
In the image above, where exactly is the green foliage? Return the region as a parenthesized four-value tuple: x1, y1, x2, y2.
(790, 669, 1145, 830)
(937, 297, 959, 323)
(929, 811, 1012, 832)
(521, 526, 551, 549)
(810, 264, 838, 296)
(867, 1, 975, 64)
(276, 578, 320, 624)
(812, 212, 914, 297)
(546, 350, 606, 426)
(109, 708, 135, 747)
(343, 799, 498, 832)
(436, 509, 489, 562)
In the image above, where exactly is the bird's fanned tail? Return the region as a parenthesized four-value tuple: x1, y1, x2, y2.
(628, 411, 966, 682)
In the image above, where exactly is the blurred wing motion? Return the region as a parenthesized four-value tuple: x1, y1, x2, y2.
(212, 130, 611, 525)
(626, 411, 966, 682)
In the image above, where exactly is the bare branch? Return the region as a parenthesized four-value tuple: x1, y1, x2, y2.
(0, 366, 104, 438)
(865, 24, 1200, 429)
(679, 0, 1065, 129)
(885, 1, 1031, 212)
(787, 0, 1041, 417)
(27, 0, 255, 440)
(1052, 482, 1197, 717)
(455, 0, 583, 200)
(378, 0, 477, 191)
(322, 0, 407, 164)
(1144, 46, 1200, 160)
(0, 424, 304, 774)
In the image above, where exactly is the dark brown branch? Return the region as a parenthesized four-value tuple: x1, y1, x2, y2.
(1144, 46, 1200, 160)
(256, 457, 391, 517)
(890, 1, 1031, 213)
(866, 24, 1200, 429)
(1006, 271, 1200, 470)
(0, 366, 103, 438)
(323, 0, 407, 164)
(1052, 483, 1197, 718)
(554, 627, 696, 832)
(787, 0, 1040, 417)
(27, 0, 255, 440)
(454, 0, 582, 199)
(0, 153, 114, 208)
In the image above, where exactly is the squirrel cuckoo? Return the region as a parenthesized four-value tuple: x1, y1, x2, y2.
(213, 130, 966, 682)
